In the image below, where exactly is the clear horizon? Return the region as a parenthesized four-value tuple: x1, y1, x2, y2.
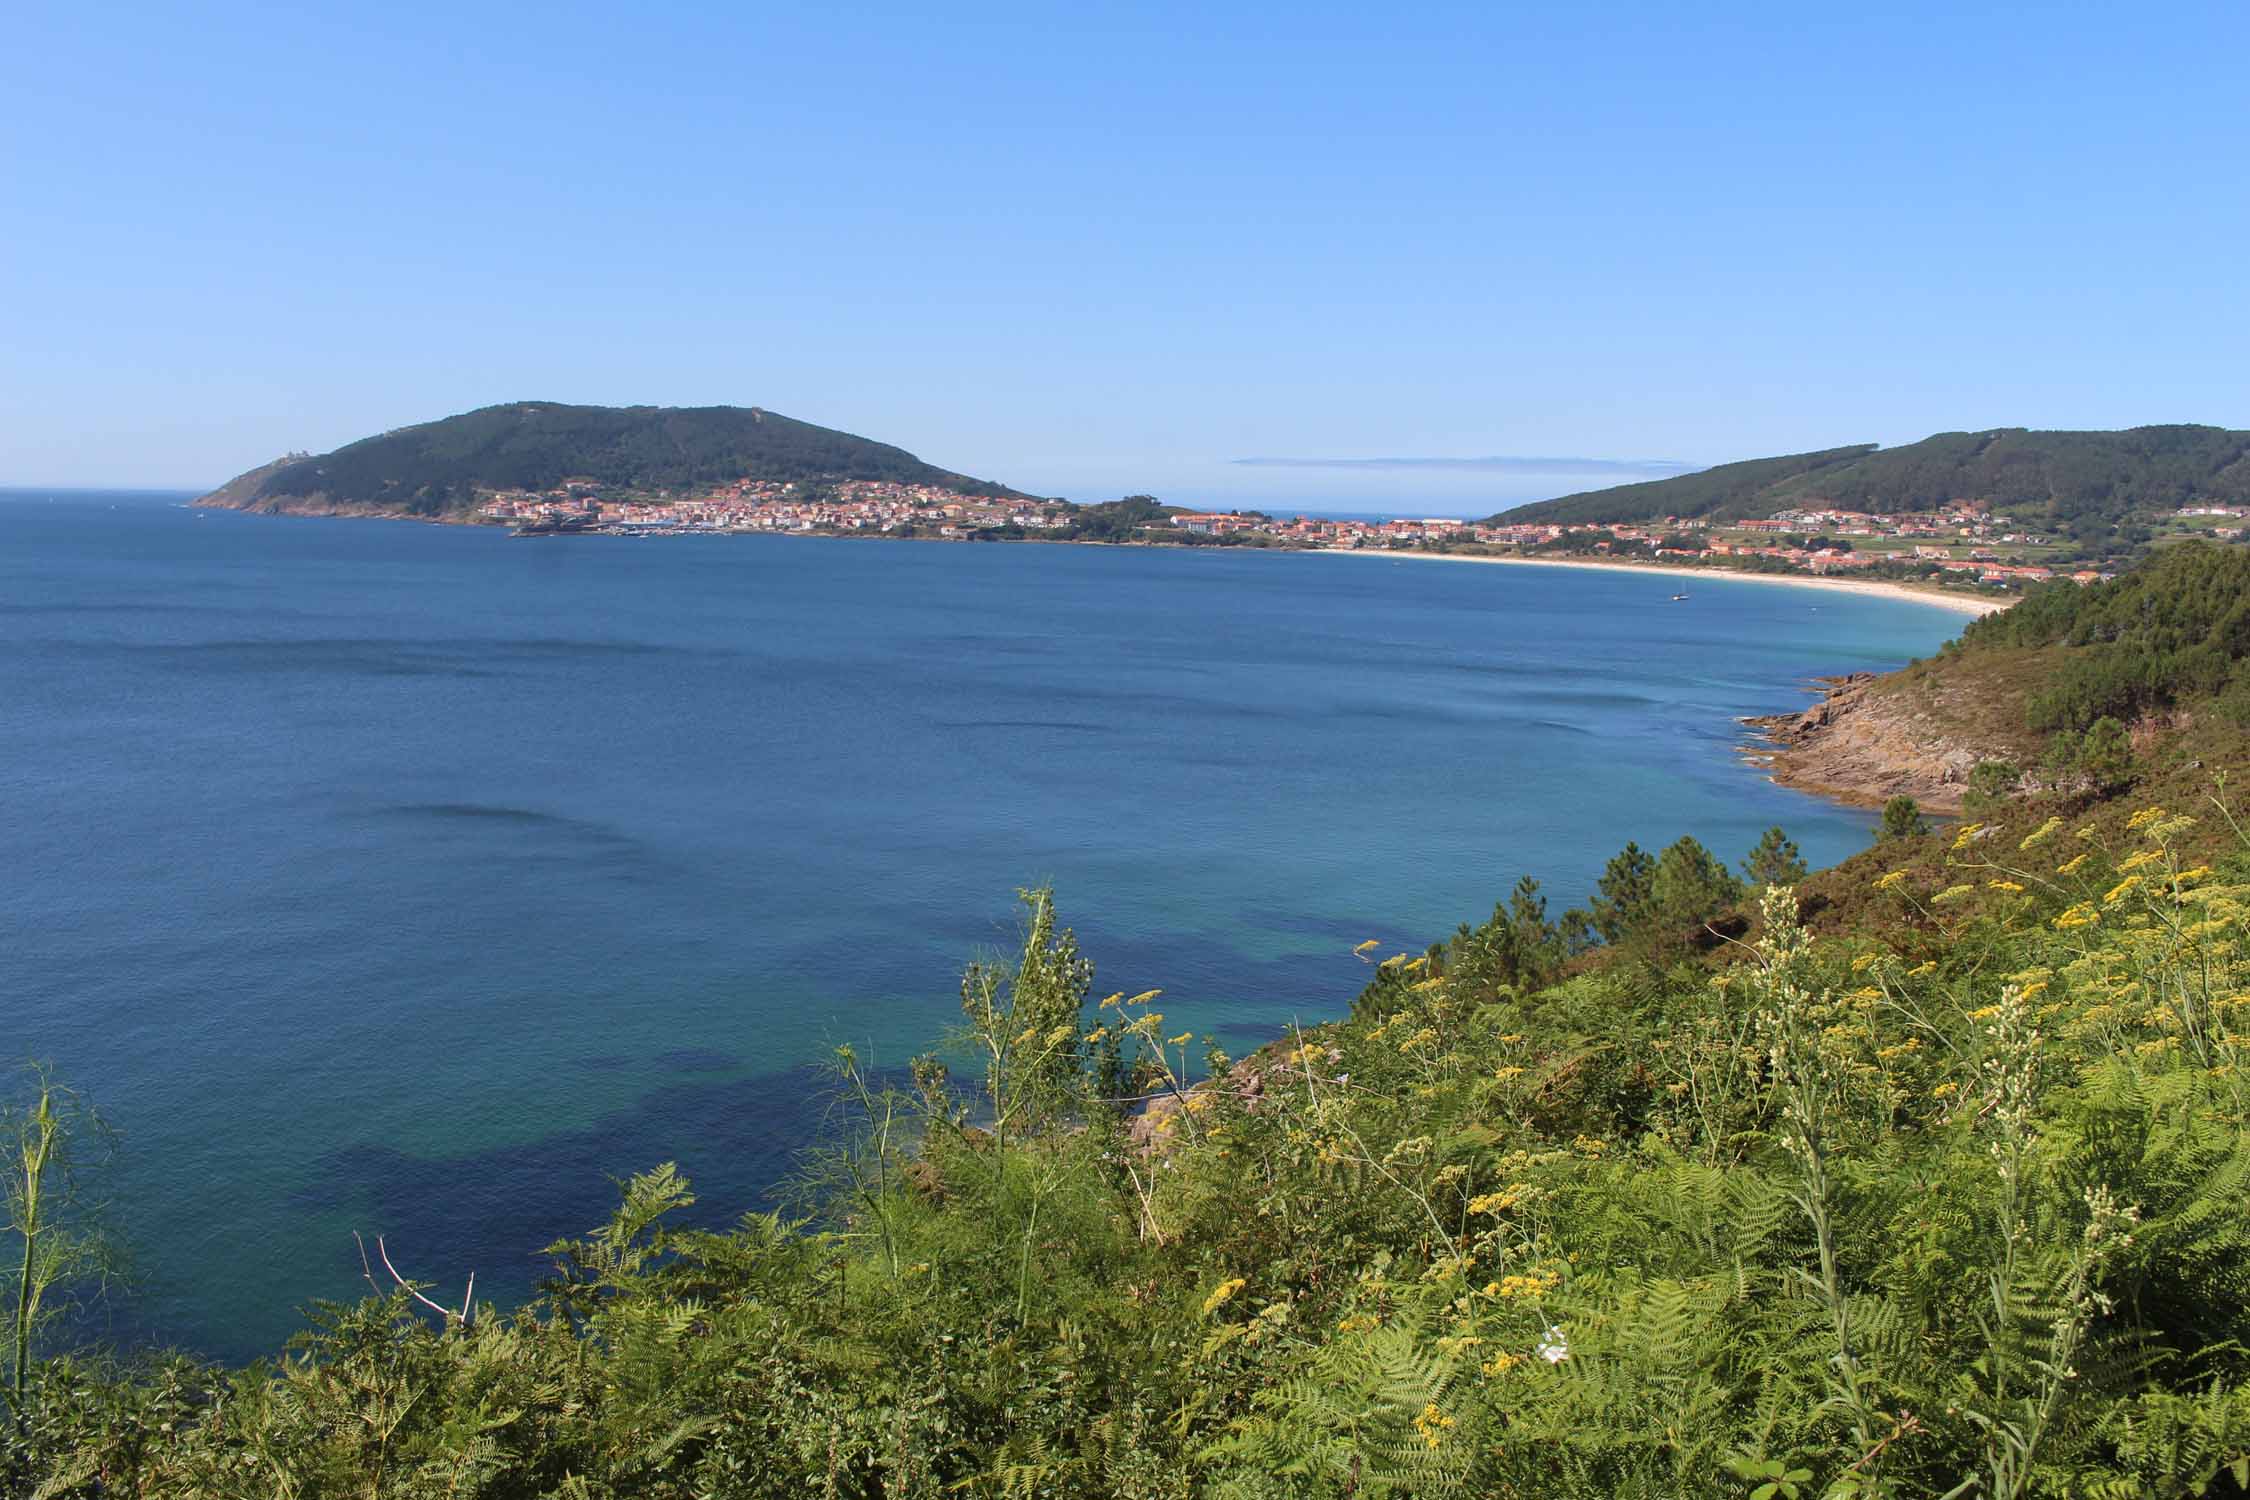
(6, 3, 2246, 505)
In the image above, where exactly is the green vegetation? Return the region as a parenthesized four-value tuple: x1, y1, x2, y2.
(198, 403, 1033, 517)
(10, 553, 2250, 1495)
(1059, 494, 1178, 542)
(1854, 541, 2250, 809)
(1880, 796, 1931, 843)
(1965, 761, 2026, 817)
(1743, 825, 1810, 886)
(1495, 425, 2250, 545)
(1960, 541, 2250, 733)
(1494, 444, 1879, 528)
(1, 1072, 112, 1420)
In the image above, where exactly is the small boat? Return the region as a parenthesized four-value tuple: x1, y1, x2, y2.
(1671, 592, 1690, 601)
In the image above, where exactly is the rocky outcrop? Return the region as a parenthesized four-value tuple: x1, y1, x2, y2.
(1129, 1042, 1341, 1154)
(1741, 672, 2000, 813)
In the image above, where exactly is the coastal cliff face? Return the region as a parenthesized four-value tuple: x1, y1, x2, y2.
(1742, 671, 2014, 813)
(196, 485, 457, 521)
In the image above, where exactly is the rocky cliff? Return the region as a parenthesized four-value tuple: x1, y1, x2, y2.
(1742, 672, 2008, 813)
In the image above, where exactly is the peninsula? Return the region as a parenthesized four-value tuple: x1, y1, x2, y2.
(201, 407, 2250, 601)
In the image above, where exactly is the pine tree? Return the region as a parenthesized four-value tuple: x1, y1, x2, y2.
(1647, 836, 1744, 939)
(1877, 796, 1928, 843)
(2079, 715, 2133, 793)
(1741, 826, 1808, 887)
(1588, 842, 1656, 944)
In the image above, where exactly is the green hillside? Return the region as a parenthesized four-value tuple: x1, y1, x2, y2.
(197, 402, 1035, 517)
(1495, 425, 2250, 541)
(1488, 443, 1877, 528)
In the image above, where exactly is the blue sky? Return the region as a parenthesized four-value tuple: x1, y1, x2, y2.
(5, 2, 2246, 510)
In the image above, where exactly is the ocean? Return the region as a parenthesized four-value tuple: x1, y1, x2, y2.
(0, 490, 1965, 1359)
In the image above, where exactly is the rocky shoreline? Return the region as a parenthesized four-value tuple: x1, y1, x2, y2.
(1740, 671, 1998, 814)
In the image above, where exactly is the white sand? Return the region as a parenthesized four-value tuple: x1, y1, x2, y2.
(1310, 548, 2007, 617)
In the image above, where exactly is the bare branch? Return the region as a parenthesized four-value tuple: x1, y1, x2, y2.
(352, 1231, 384, 1301)
(375, 1241, 468, 1322)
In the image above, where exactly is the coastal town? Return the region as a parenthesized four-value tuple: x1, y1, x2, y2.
(478, 482, 2133, 589)
(479, 478, 1075, 537)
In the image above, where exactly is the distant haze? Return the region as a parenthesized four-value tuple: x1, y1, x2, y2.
(1236, 454, 1698, 476)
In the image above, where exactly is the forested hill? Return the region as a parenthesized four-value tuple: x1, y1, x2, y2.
(1491, 425, 2250, 540)
(197, 402, 1036, 517)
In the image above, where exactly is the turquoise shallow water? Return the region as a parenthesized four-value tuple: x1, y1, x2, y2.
(0, 492, 1966, 1359)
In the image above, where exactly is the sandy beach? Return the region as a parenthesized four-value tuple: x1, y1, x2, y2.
(1311, 547, 2007, 617)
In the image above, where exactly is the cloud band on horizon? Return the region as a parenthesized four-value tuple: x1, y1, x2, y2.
(1231, 455, 1699, 477)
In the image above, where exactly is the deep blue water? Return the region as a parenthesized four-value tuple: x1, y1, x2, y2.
(0, 491, 1966, 1359)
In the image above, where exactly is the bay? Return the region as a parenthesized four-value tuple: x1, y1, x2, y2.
(0, 490, 1963, 1359)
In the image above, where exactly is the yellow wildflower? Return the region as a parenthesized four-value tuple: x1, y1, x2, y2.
(2103, 875, 2144, 906)
(2054, 903, 2100, 930)
(1488, 1270, 1562, 1300)
(1874, 869, 1911, 893)
(2117, 848, 2164, 874)
(2019, 816, 2064, 849)
(2057, 852, 2092, 876)
(1491, 1066, 1525, 1082)
(1482, 1350, 1525, 1376)
(1951, 822, 1985, 850)
(1932, 884, 1977, 905)
(1166, 1031, 1193, 1046)
(1413, 1402, 1456, 1449)
(1201, 1277, 1247, 1316)
(1987, 880, 2025, 893)
(2127, 806, 2168, 832)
